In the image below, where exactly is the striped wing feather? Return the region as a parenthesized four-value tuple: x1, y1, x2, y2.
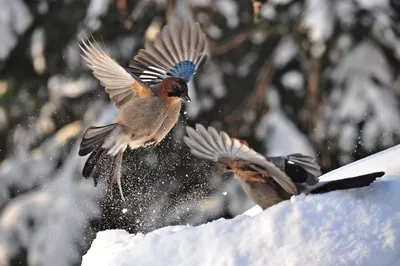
(184, 124, 299, 195)
(128, 20, 209, 84)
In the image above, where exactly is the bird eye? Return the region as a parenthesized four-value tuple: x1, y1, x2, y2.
(173, 84, 178, 90)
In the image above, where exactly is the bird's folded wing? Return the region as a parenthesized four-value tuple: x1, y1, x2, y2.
(285, 153, 322, 179)
(80, 39, 154, 108)
(128, 20, 209, 84)
(184, 124, 298, 195)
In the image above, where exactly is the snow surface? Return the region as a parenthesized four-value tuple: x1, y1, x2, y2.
(82, 145, 400, 266)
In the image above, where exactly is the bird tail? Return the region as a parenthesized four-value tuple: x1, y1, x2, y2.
(79, 124, 126, 200)
(309, 171, 385, 194)
(79, 124, 121, 156)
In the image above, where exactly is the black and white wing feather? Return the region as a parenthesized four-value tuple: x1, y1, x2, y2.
(284, 154, 322, 179)
(128, 20, 209, 85)
(267, 153, 322, 186)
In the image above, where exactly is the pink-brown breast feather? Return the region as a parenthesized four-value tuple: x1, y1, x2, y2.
(152, 98, 182, 142)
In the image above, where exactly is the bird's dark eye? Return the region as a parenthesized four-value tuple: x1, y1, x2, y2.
(173, 84, 178, 90)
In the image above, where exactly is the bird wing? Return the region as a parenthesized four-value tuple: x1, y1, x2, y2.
(184, 124, 298, 195)
(128, 19, 209, 85)
(284, 154, 322, 179)
(267, 154, 321, 185)
(80, 39, 154, 108)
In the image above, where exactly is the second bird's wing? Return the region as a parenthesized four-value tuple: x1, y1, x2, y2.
(128, 20, 209, 85)
(184, 124, 299, 195)
(80, 39, 154, 108)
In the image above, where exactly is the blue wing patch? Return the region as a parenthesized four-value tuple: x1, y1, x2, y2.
(167, 60, 196, 83)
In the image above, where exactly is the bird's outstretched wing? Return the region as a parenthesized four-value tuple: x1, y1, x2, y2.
(128, 20, 209, 85)
(80, 39, 154, 108)
(184, 124, 298, 195)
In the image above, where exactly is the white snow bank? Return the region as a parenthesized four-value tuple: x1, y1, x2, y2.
(82, 145, 400, 266)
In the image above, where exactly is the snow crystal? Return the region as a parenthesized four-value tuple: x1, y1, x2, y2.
(84, 0, 112, 30)
(274, 38, 298, 68)
(356, 0, 388, 10)
(30, 28, 46, 74)
(82, 145, 400, 266)
(207, 25, 223, 39)
(47, 75, 97, 98)
(215, 0, 239, 28)
(186, 82, 201, 118)
(188, 62, 226, 118)
(260, 4, 276, 20)
(302, 0, 334, 43)
(237, 52, 258, 77)
(281, 71, 304, 92)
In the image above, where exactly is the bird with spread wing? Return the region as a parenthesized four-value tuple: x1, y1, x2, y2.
(184, 124, 384, 210)
(78, 20, 209, 200)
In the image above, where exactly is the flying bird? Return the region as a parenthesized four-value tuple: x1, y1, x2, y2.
(79, 20, 209, 200)
(184, 124, 384, 210)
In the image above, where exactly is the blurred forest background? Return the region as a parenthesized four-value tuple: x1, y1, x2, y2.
(0, 0, 400, 265)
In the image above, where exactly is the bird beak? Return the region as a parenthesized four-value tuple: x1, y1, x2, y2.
(181, 94, 191, 102)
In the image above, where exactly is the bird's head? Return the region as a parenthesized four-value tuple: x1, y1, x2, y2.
(158, 77, 191, 102)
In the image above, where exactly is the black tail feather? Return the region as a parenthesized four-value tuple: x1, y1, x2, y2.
(79, 123, 125, 198)
(79, 124, 116, 156)
(82, 148, 107, 186)
(309, 171, 385, 194)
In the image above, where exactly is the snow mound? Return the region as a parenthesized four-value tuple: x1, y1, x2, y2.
(82, 146, 400, 266)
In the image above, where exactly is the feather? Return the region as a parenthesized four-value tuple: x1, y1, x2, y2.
(308, 172, 384, 194)
(128, 19, 209, 84)
(184, 124, 298, 195)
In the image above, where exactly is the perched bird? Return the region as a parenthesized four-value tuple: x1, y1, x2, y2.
(79, 20, 209, 200)
(184, 124, 384, 210)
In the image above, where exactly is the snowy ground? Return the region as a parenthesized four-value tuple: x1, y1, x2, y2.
(82, 145, 400, 266)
